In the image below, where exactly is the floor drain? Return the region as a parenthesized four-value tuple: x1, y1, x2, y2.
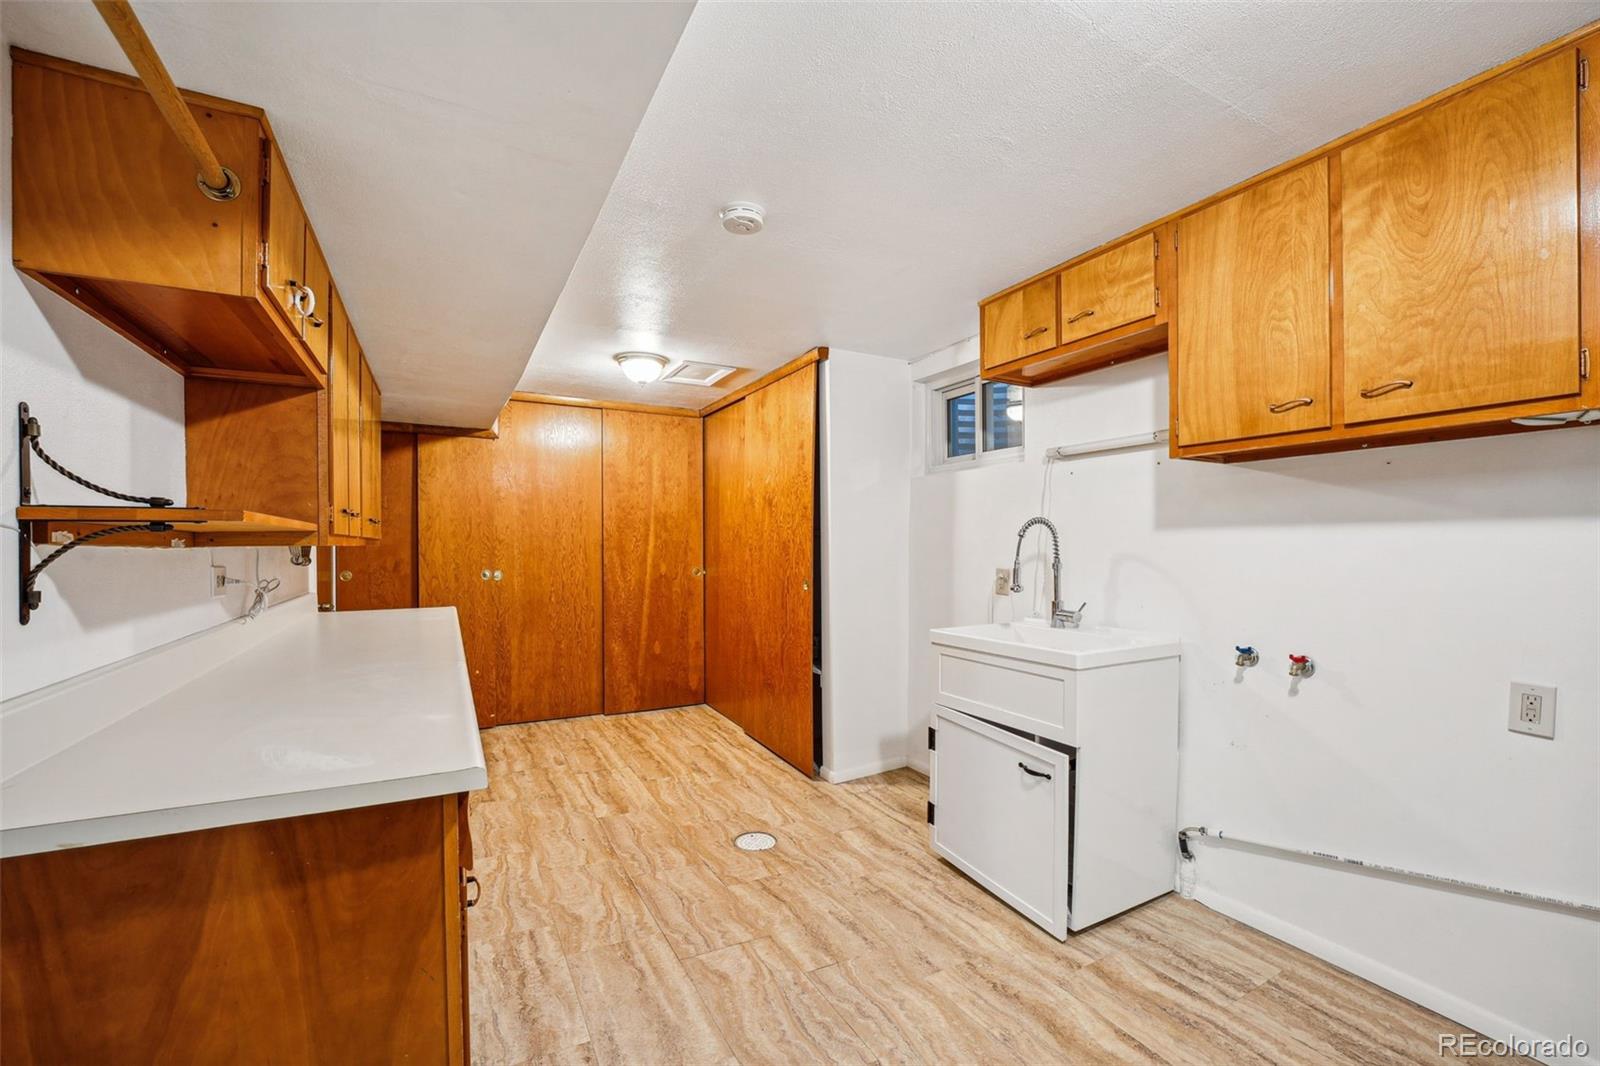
(733, 831, 777, 852)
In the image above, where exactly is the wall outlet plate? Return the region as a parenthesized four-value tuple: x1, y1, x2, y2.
(1508, 682, 1556, 739)
(994, 568, 1010, 596)
(211, 564, 227, 598)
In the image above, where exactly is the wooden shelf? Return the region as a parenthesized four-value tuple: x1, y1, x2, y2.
(18, 506, 317, 548)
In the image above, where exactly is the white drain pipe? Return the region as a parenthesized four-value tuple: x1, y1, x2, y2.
(1178, 826, 1600, 916)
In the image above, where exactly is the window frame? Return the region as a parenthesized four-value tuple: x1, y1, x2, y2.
(924, 365, 1025, 473)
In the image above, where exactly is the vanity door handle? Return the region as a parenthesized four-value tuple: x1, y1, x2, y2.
(1023, 326, 1050, 339)
(1359, 379, 1414, 399)
(1267, 397, 1314, 414)
(1018, 762, 1053, 781)
(1066, 309, 1095, 324)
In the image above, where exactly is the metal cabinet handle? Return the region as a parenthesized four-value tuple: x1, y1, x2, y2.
(1018, 762, 1053, 781)
(464, 875, 480, 908)
(367, 517, 380, 526)
(1267, 397, 1314, 413)
(340, 507, 358, 517)
(1066, 309, 1095, 324)
(1023, 325, 1050, 339)
(1359, 379, 1414, 399)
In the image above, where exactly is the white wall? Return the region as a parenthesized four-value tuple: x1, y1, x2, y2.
(818, 351, 913, 782)
(906, 336, 1599, 1062)
(1, 36, 309, 701)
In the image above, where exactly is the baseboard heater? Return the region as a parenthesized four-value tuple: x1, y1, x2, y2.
(1178, 826, 1600, 917)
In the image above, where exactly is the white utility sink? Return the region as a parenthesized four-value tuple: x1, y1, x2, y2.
(929, 620, 1179, 670)
(927, 617, 1180, 938)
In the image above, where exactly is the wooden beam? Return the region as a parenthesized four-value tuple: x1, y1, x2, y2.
(698, 348, 829, 417)
(381, 419, 499, 440)
(509, 392, 701, 418)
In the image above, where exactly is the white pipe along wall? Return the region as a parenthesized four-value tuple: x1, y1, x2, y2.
(902, 336, 1599, 1064)
(0, 40, 310, 701)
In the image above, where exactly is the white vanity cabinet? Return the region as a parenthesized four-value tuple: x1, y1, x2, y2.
(927, 621, 1180, 937)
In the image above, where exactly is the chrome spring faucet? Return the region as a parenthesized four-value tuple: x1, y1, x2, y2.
(1010, 516, 1085, 629)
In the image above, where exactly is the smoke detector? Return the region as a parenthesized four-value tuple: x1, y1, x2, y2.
(719, 202, 765, 235)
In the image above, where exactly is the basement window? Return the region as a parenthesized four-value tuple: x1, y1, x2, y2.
(929, 374, 1024, 471)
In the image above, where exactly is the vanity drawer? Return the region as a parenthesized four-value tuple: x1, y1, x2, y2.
(930, 706, 1072, 939)
(935, 645, 1076, 744)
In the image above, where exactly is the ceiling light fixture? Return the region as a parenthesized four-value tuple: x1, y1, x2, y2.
(613, 351, 669, 384)
(719, 202, 765, 235)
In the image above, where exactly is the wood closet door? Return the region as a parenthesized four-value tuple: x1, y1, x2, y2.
(327, 432, 417, 612)
(418, 431, 502, 728)
(705, 363, 816, 774)
(497, 402, 603, 723)
(602, 410, 705, 713)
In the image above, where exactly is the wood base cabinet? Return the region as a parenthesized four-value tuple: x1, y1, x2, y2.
(0, 795, 473, 1065)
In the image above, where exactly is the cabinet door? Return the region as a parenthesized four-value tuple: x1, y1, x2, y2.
(602, 410, 705, 713)
(263, 146, 306, 324)
(1058, 233, 1158, 345)
(981, 275, 1057, 371)
(300, 228, 332, 372)
(327, 433, 417, 611)
(1175, 158, 1331, 446)
(1342, 51, 1580, 422)
(419, 433, 502, 728)
(497, 402, 603, 723)
(328, 288, 357, 538)
(360, 357, 383, 538)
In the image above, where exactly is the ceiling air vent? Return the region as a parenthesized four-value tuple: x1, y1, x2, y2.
(663, 361, 738, 387)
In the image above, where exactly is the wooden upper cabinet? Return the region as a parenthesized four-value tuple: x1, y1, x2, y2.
(1175, 159, 1332, 446)
(1058, 233, 1158, 345)
(263, 145, 307, 326)
(360, 357, 383, 538)
(981, 275, 1058, 371)
(329, 289, 358, 538)
(301, 229, 333, 372)
(1341, 50, 1581, 423)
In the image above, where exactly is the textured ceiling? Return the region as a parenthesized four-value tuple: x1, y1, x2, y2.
(520, 0, 1599, 407)
(2, 0, 693, 427)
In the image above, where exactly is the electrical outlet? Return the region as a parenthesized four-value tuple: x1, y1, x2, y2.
(1508, 682, 1556, 739)
(211, 564, 227, 598)
(994, 568, 1011, 596)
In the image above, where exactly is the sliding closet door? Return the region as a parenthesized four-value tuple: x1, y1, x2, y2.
(498, 401, 604, 723)
(602, 410, 705, 713)
(418, 430, 502, 728)
(705, 362, 816, 773)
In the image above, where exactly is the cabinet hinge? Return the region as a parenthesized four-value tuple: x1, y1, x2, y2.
(927, 726, 936, 751)
(1154, 285, 1161, 309)
(1582, 347, 1591, 379)
(1581, 56, 1590, 91)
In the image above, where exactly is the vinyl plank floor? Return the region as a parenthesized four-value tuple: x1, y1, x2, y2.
(467, 706, 1526, 1066)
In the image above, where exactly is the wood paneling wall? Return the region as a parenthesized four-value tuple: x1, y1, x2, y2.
(321, 431, 418, 611)
(498, 401, 603, 723)
(602, 410, 705, 713)
(704, 362, 817, 774)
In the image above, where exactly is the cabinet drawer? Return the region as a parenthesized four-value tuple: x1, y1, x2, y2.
(1058, 233, 1157, 345)
(930, 706, 1071, 939)
(980, 275, 1057, 371)
(934, 644, 1075, 744)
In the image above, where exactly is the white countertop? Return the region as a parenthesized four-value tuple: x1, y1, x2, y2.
(1, 603, 487, 857)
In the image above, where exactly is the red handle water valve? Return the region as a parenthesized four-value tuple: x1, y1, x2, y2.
(1289, 654, 1309, 664)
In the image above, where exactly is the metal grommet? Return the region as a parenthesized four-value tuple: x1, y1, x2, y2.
(196, 166, 242, 202)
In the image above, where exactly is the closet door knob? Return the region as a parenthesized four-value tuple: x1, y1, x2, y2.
(492, 570, 503, 582)
(338, 570, 352, 582)
(480, 569, 491, 581)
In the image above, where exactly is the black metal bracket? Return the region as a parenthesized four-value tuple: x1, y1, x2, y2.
(16, 402, 178, 626)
